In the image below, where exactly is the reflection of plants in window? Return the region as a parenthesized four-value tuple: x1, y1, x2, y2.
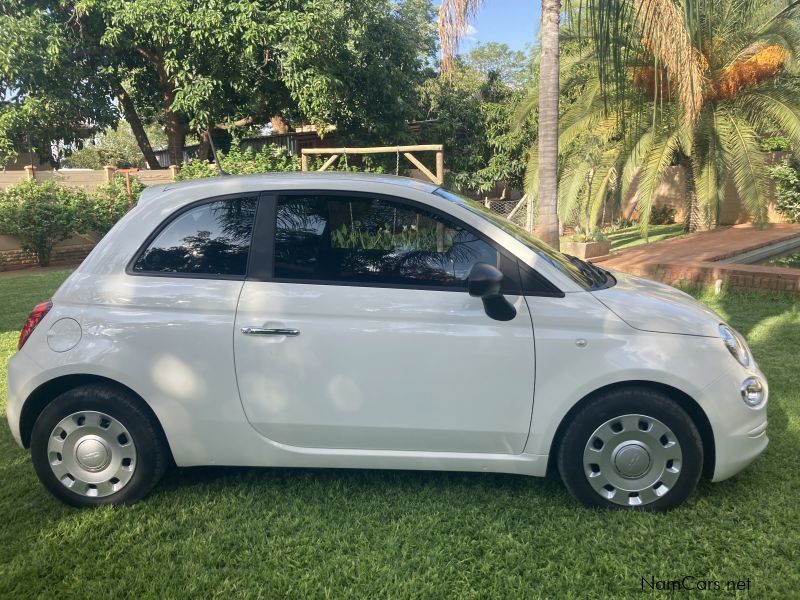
(330, 223, 454, 252)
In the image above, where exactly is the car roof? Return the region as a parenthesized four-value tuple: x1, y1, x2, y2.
(138, 171, 440, 205)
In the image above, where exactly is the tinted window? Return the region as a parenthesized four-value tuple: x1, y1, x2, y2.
(134, 198, 257, 276)
(434, 188, 598, 289)
(274, 195, 498, 288)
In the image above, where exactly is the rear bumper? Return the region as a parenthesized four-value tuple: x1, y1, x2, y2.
(702, 364, 769, 482)
(5, 350, 39, 449)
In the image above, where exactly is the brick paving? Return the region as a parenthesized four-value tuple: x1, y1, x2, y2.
(595, 224, 800, 293)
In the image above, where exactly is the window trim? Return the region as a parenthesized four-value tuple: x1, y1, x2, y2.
(126, 192, 261, 281)
(248, 189, 563, 297)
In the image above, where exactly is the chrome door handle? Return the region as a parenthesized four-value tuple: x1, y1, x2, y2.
(241, 327, 300, 337)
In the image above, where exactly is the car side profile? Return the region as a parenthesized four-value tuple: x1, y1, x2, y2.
(6, 173, 768, 510)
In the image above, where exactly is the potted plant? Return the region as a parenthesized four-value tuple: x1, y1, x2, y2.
(561, 226, 611, 260)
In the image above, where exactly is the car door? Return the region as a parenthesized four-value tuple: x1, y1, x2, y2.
(233, 191, 536, 454)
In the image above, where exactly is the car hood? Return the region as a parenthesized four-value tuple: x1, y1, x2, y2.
(591, 270, 722, 337)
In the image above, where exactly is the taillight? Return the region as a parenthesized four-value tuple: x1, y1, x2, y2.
(18, 300, 53, 350)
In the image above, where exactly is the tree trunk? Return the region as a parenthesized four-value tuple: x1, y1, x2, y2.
(137, 47, 186, 167)
(164, 110, 186, 167)
(536, 0, 561, 249)
(116, 85, 161, 170)
(197, 129, 211, 164)
(680, 155, 706, 232)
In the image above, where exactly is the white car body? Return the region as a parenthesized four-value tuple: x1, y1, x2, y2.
(5, 173, 768, 507)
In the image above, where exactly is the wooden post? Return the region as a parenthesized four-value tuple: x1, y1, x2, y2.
(301, 153, 308, 172)
(168, 165, 179, 180)
(103, 165, 115, 183)
(24, 165, 36, 181)
(435, 151, 444, 185)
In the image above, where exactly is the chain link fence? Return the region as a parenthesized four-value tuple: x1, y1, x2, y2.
(482, 195, 532, 228)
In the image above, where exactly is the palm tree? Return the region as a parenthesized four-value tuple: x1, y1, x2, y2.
(439, 0, 563, 249)
(524, 0, 800, 234)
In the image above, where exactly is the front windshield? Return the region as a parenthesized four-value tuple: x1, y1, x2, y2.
(433, 188, 608, 290)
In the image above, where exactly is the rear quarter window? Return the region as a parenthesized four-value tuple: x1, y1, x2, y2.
(132, 197, 257, 277)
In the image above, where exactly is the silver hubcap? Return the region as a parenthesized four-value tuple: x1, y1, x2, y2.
(583, 414, 682, 507)
(47, 411, 136, 497)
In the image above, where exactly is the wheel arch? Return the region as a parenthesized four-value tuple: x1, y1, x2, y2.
(547, 380, 715, 479)
(19, 374, 174, 464)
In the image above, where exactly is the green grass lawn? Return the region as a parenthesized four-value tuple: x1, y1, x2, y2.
(1, 270, 798, 598)
(606, 223, 686, 250)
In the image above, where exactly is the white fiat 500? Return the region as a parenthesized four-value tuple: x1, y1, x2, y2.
(6, 173, 768, 510)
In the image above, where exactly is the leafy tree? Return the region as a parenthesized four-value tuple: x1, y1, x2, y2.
(1, 0, 436, 169)
(0, 1, 118, 167)
(62, 123, 168, 169)
(463, 42, 533, 89)
(417, 63, 536, 197)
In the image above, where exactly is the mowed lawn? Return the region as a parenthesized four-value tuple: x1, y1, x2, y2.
(1, 269, 798, 598)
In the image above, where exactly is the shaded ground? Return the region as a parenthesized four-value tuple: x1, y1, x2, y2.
(1, 271, 798, 598)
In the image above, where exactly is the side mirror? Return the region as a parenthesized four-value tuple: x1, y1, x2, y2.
(467, 263, 517, 322)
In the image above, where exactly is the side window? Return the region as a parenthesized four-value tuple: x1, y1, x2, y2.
(133, 197, 257, 276)
(274, 195, 499, 288)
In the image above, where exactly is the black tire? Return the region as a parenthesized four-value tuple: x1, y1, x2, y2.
(557, 387, 703, 511)
(31, 384, 167, 508)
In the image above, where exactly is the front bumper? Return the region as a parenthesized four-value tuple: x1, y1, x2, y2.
(702, 363, 769, 482)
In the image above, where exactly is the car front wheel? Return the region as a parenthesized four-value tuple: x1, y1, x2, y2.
(31, 384, 167, 507)
(557, 387, 703, 511)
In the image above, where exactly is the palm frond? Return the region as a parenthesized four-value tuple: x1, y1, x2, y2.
(438, 0, 485, 74)
(523, 144, 539, 202)
(619, 128, 654, 200)
(717, 109, 769, 224)
(558, 157, 593, 222)
(588, 146, 624, 225)
(738, 86, 800, 154)
(635, 128, 683, 235)
(693, 106, 725, 225)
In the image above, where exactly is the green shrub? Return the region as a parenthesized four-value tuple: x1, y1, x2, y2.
(0, 180, 86, 266)
(306, 154, 388, 174)
(650, 204, 676, 225)
(82, 175, 145, 233)
(178, 141, 300, 180)
(571, 226, 606, 242)
(760, 136, 792, 152)
(769, 161, 800, 223)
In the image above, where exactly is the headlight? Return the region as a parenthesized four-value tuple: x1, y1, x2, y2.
(719, 324, 751, 368)
(741, 376, 765, 407)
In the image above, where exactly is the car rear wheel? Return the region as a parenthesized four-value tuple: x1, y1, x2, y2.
(557, 387, 703, 511)
(31, 384, 167, 507)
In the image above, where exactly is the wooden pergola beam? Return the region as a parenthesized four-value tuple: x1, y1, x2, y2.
(301, 144, 443, 155)
(403, 153, 437, 185)
(301, 144, 444, 185)
(317, 154, 340, 172)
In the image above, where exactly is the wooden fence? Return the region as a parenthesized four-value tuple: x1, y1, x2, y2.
(0, 165, 176, 192)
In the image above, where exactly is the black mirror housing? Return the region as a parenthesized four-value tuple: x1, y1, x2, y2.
(467, 262, 517, 322)
(467, 262, 503, 298)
